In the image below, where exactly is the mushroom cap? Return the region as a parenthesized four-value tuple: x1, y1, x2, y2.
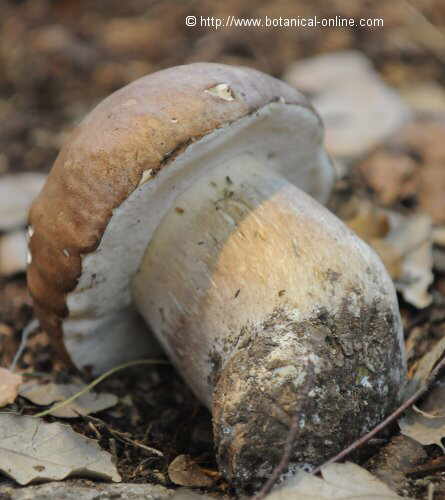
(28, 62, 334, 372)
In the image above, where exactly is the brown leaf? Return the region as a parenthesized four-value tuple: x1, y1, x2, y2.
(344, 200, 433, 308)
(168, 455, 215, 488)
(385, 213, 434, 308)
(345, 199, 391, 240)
(418, 383, 445, 418)
(403, 336, 445, 399)
(359, 151, 417, 206)
(399, 409, 445, 451)
(418, 164, 445, 225)
(399, 369, 445, 457)
(344, 200, 404, 279)
(0, 367, 23, 407)
(366, 435, 427, 493)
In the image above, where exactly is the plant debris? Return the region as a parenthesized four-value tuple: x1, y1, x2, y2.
(399, 409, 445, 451)
(168, 455, 216, 488)
(267, 462, 413, 500)
(0, 174, 46, 232)
(0, 414, 121, 485)
(403, 336, 445, 399)
(366, 435, 427, 494)
(399, 380, 445, 452)
(19, 381, 118, 418)
(284, 51, 410, 162)
(0, 367, 22, 407)
(343, 199, 434, 308)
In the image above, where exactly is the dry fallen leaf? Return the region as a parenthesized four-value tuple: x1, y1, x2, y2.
(267, 462, 411, 500)
(399, 409, 445, 451)
(346, 200, 391, 240)
(0, 173, 46, 231)
(171, 490, 213, 500)
(359, 151, 417, 207)
(399, 377, 445, 451)
(433, 226, 445, 247)
(403, 336, 445, 399)
(344, 200, 433, 308)
(19, 381, 118, 418)
(418, 163, 445, 225)
(365, 434, 427, 494)
(0, 414, 121, 485)
(433, 226, 445, 272)
(344, 200, 403, 278)
(420, 383, 445, 418)
(284, 50, 410, 161)
(0, 367, 23, 407)
(390, 120, 445, 225)
(386, 213, 433, 309)
(400, 82, 445, 116)
(0, 229, 27, 276)
(168, 454, 215, 487)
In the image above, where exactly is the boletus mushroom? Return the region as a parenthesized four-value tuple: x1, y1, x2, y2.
(28, 63, 406, 488)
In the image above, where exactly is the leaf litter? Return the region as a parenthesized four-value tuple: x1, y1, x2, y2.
(168, 454, 216, 488)
(19, 381, 118, 418)
(344, 199, 434, 309)
(399, 337, 445, 451)
(0, 367, 22, 407)
(266, 462, 413, 500)
(0, 413, 121, 485)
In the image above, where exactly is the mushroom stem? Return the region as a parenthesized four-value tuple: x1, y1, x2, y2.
(133, 154, 316, 404)
(132, 154, 404, 486)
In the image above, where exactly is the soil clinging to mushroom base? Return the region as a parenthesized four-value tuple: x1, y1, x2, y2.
(211, 292, 405, 490)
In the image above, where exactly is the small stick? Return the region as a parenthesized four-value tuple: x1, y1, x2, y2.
(406, 456, 445, 477)
(87, 420, 102, 440)
(9, 318, 39, 371)
(251, 412, 300, 500)
(253, 355, 445, 499)
(33, 358, 169, 418)
(86, 414, 164, 457)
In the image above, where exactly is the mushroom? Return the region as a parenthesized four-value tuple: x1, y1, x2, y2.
(28, 63, 406, 488)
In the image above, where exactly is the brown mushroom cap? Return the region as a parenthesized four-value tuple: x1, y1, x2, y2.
(28, 62, 334, 372)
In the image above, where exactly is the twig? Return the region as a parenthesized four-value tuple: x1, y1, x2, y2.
(86, 413, 164, 456)
(33, 358, 169, 418)
(87, 420, 102, 440)
(406, 456, 445, 477)
(428, 482, 435, 500)
(312, 354, 445, 475)
(86, 414, 164, 457)
(251, 412, 300, 500)
(9, 318, 39, 371)
(252, 353, 445, 499)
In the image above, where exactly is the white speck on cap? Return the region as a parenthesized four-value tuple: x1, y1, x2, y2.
(205, 83, 235, 101)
